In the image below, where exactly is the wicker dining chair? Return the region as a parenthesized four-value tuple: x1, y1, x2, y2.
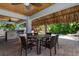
(41, 36, 58, 56)
(27, 33, 39, 54)
(19, 36, 36, 56)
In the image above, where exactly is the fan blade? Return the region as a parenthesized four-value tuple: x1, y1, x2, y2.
(11, 3, 22, 5)
(31, 3, 42, 6)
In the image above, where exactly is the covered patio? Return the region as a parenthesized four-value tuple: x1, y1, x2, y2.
(0, 3, 79, 56)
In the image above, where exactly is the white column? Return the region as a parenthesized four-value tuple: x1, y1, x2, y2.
(26, 17, 32, 33)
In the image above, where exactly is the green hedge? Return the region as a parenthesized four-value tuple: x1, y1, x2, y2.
(0, 21, 25, 30)
(49, 22, 79, 34)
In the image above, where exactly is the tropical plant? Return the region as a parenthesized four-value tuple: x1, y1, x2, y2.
(0, 21, 16, 30)
(5, 24, 16, 30)
(49, 22, 79, 35)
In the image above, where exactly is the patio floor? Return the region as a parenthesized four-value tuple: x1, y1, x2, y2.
(0, 37, 79, 56)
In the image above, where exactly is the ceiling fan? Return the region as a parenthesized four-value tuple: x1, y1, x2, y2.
(5, 18, 14, 25)
(11, 3, 42, 10)
(8, 18, 13, 22)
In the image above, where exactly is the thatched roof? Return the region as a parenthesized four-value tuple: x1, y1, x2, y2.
(32, 5, 79, 27)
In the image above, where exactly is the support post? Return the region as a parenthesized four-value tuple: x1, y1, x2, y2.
(26, 17, 32, 33)
(44, 23, 48, 33)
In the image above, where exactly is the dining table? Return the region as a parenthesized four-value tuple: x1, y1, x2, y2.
(18, 33, 57, 55)
(27, 34, 57, 54)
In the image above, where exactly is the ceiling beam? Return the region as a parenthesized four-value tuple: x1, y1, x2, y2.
(0, 9, 27, 20)
(30, 3, 79, 21)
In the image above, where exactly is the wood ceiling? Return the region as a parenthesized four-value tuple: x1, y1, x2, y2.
(0, 3, 52, 16)
(0, 15, 22, 23)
